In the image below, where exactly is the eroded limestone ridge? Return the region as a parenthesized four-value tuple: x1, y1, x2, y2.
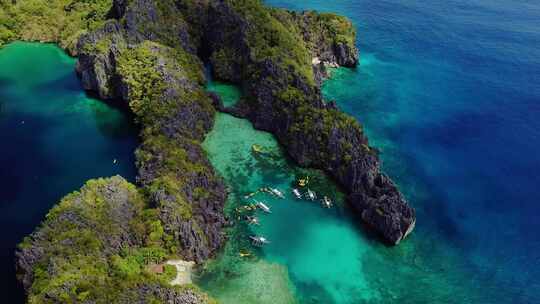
(201, 1, 415, 244)
(7, 0, 417, 302)
(73, 0, 415, 246)
(16, 176, 216, 303)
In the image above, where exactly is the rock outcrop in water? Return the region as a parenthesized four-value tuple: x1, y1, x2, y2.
(10, 0, 416, 300)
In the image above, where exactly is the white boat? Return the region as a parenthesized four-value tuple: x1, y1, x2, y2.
(292, 188, 302, 199)
(322, 196, 332, 208)
(271, 188, 285, 199)
(255, 201, 272, 213)
(307, 189, 316, 201)
(249, 235, 270, 247)
(246, 216, 260, 225)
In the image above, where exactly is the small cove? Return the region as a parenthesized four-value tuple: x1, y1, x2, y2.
(0, 42, 138, 301)
(201, 83, 383, 304)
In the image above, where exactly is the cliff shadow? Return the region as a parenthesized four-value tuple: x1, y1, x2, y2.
(32, 72, 83, 94)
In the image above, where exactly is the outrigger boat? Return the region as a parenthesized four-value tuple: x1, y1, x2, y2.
(245, 215, 260, 225)
(244, 190, 259, 199)
(249, 235, 270, 247)
(307, 189, 317, 201)
(235, 204, 257, 213)
(292, 188, 302, 199)
(239, 250, 252, 258)
(255, 201, 272, 213)
(252, 144, 264, 153)
(260, 187, 272, 194)
(297, 176, 309, 187)
(322, 196, 332, 208)
(270, 188, 285, 199)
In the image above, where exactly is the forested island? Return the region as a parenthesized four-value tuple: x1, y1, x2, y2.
(1, 0, 415, 303)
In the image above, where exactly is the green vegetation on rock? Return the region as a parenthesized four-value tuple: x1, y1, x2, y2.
(0, 0, 112, 53)
(117, 42, 168, 121)
(17, 176, 216, 304)
(271, 10, 356, 52)
(229, 0, 313, 83)
(117, 41, 207, 126)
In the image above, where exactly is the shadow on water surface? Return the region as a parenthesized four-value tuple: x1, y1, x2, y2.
(89, 99, 139, 140)
(0, 112, 64, 303)
(0, 111, 58, 206)
(0, 78, 12, 118)
(384, 126, 471, 250)
(33, 72, 83, 93)
(0, 77, 13, 88)
(37, 72, 138, 141)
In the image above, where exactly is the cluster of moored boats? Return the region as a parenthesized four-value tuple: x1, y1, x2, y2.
(291, 187, 333, 208)
(236, 177, 333, 251)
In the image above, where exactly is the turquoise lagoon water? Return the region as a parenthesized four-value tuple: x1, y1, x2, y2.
(2, 0, 539, 301)
(207, 79, 242, 108)
(201, 110, 374, 304)
(0, 42, 138, 302)
(200, 86, 463, 304)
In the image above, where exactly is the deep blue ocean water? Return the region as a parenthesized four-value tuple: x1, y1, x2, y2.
(265, 0, 540, 302)
(0, 42, 137, 302)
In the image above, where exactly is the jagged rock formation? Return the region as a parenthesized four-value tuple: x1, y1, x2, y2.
(118, 284, 213, 304)
(76, 0, 227, 262)
(199, 0, 415, 244)
(12, 0, 416, 301)
(74, 0, 414, 246)
(15, 177, 215, 304)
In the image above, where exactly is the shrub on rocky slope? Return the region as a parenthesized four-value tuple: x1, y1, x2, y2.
(16, 176, 215, 304)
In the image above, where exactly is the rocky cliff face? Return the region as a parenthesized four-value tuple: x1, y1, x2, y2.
(75, 0, 414, 245)
(15, 177, 214, 303)
(76, 0, 227, 262)
(201, 0, 415, 244)
(272, 10, 359, 66)
(118, 284, 213, 304)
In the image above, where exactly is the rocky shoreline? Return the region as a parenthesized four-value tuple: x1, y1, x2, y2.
(6, 0, 416, 302)
(202, 1, 415, 244)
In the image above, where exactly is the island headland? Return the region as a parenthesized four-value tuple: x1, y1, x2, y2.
(1, 0, 415, 302)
